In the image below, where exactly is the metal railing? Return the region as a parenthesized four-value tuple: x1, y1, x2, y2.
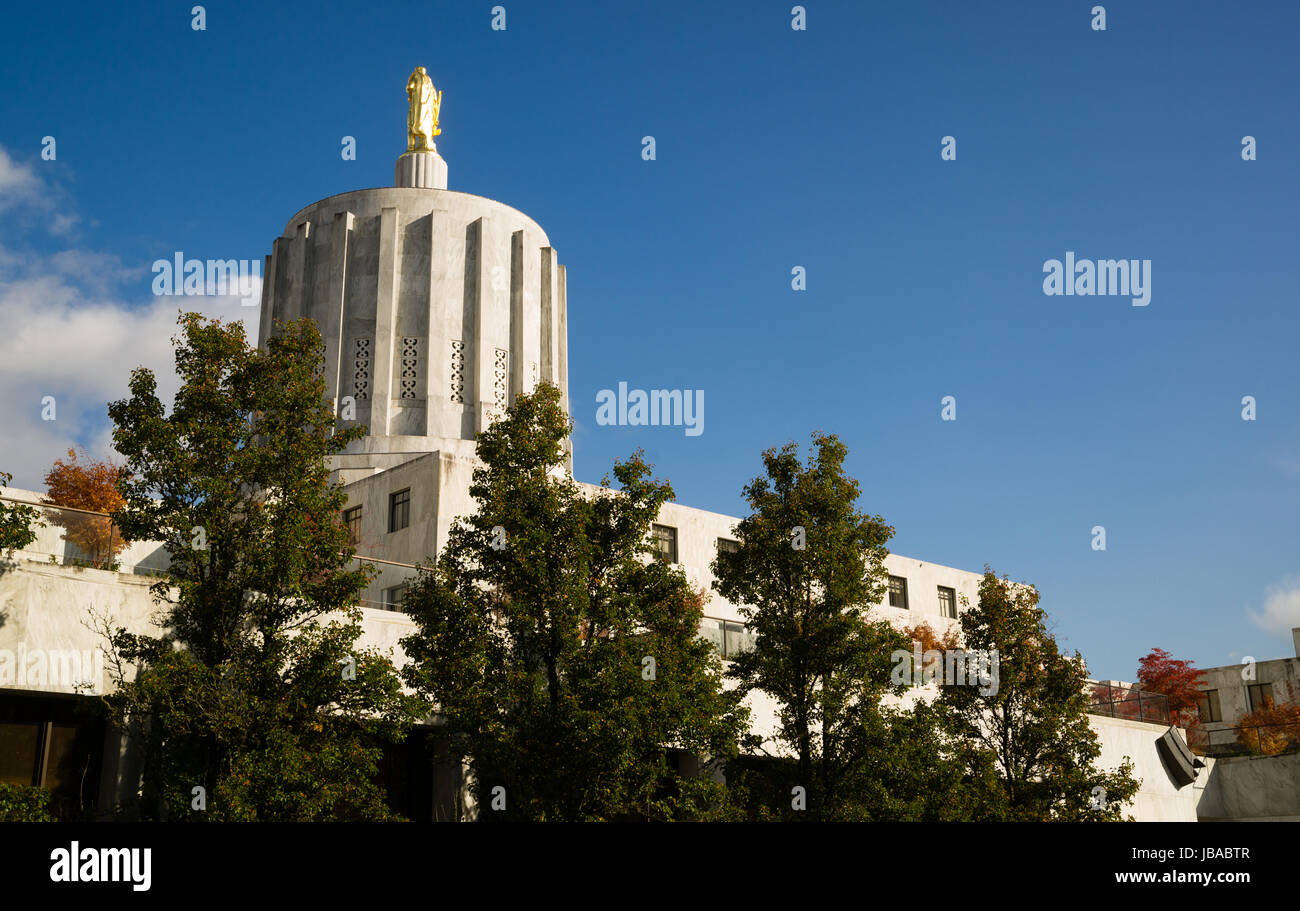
(0, 494, 169, 576)
(1086, 681, 1171, 725)
(1191, 720, 1300, 757)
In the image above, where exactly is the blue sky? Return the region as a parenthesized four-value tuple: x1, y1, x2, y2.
(0, 1, 1297, 679)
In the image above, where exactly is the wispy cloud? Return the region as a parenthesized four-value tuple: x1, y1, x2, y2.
(1247, 577, 1300, 639)
(0, 145, 81, 238)
(0, 144, 255, 491)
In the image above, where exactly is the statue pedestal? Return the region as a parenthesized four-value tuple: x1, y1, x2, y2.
(395, 151, 447, 190)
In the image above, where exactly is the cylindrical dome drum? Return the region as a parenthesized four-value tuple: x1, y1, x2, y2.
(257, 184, 569, 480)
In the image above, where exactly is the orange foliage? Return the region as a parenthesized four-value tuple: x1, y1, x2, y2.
(900, 620, 960, 653)
(43, 447, 129, 568)
(1235, 683, 1300, 755)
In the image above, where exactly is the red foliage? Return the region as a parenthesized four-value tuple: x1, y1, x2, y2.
(1136, 647, 1206, 727)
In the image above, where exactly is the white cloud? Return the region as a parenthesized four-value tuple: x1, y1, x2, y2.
(0, 268, 255, 489)
(1248, 578, 1300, 638)
(0, 143, 261, 492)
(0, 146, 40, 209)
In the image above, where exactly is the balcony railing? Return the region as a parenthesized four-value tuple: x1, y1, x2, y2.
(0, 494, 170, 576)
(1086, 681, 1170, 725)
(1189, 720, 1300, 757)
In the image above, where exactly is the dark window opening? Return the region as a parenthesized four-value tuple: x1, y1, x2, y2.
(938, 586, 957, 619)
(389, 489, 411, 533)
(652, 524, 677, 564)
(888, 575, 909, 610)
(1196, 689, 1222, 723)
(1247, 683, 1274, 713)
(343, 505, 362, 545)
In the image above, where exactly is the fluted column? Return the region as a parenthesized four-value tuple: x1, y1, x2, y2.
(372, 206, 400, 435)
(395, 151, 448, 189)
(322, 210, 354, 410)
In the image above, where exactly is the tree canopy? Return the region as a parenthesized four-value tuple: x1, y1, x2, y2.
(401, 382, 747, 820)
(102, 312, 422, 820)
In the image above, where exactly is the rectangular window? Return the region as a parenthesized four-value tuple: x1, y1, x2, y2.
(652, 524, 677, 564)
(42, 723, 89, 798)
(1196, 689, 1222, 723)
(1247, 683, 1274, 713)
(700, 619, 725, 654)
(0, 721, 42, 786)
(717, 538, 739, 556)
(383, 584, 408, 611)
(343, 506, 362, 545)
(888, 575, 909, 609)
(699, 619, 754, 659)
(937, 586, 957, 619)
(0, 698, 105, 820)
(388, 489, 410, 533)
(723, 621, 755, 658)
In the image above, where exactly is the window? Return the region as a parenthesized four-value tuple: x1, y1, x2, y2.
(652, 524, 677, 563)
(717, 538, 739, 556)
(937, 586, 957, 619)
(343, 506, 362, 545)
(1247, 683, 1274, 713)
(1196, 689, 1222, 723)
(724, 621, 755, 657)
(0, 721, 41, 785)
(699, 619, 755, 659)
(0, 700, 104, 819)
(888, 575, 909, 609)
(388, 489, 410, 532)
(383, 584, 408, 611)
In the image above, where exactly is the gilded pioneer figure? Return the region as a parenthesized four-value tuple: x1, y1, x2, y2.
(406, 66, 442, 152)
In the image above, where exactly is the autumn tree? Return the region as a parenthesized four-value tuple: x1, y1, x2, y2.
(401, 382, 747, 820)
(1235, 682, 1300, 755)
(1136, 648, 1206, 713)
(936, 569, 1141, 820)
(43, 447, 129, 568)
(103, 312, 423, 820)
(901, 619, 962, 654)
(1135, 647, 1208, 736)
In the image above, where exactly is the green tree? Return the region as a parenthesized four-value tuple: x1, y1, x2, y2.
(0, 471, 40, 557)
(102, 312, 423, 820)
(834, 699, 1002, 821)
(401, 383, 747, 820)
(712, 432, 913, 818)
(937, 569, 1141, 820)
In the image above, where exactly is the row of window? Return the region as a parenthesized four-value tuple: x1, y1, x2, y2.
(654, 525, 961, 619)
(370, 583, 754, 662)
(888, 576, 959, 619)
(660, 525, 961, 618)
(342, 489, 412, 545)
(366, 518, 963, 620)
(1195, 683, 1275, 724)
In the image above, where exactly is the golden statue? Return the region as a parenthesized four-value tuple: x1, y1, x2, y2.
(406, 66, 442, 152)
